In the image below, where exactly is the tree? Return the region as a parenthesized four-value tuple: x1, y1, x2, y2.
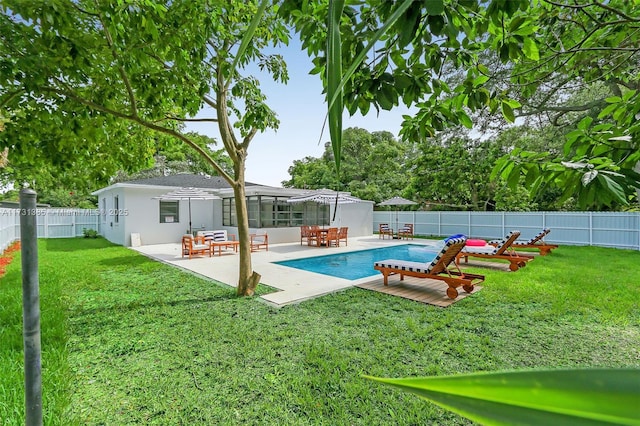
(284, 127, 411, 202)
(282, 0, 640, 209)
(0, 1, 290, 295)
(112, 132, 234, 182)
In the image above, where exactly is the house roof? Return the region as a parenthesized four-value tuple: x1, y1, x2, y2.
(92, 173, 304, 197)
(121, 174, 259, 189)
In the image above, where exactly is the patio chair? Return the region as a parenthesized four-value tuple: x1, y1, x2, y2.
(456, 230, 534, 271)
(337, 227, 348, 246)
(250, 233, 269, 252)
(379, 223, 393, 239)
(488, 228, 558, 256)
(397, 223, 414, 240)
(181, 234, 210, 259)
(300, 225, 312, 246)
(307, 225, 321, 246)
(373, 236, 485, 299)
(322, 227, 340, 247)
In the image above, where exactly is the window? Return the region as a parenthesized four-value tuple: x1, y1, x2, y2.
(222, 196, 329, 227)
(223, 198, 236, 226)
(114, 195, 119, 223)
(160, 200, 179, 223)
(247, 196, 260, 227)
(101, 198, 106, 223)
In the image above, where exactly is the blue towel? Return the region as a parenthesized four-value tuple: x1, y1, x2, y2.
(445, 233, 466, 243)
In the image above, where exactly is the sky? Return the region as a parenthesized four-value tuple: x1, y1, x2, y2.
(184, 39, 416, 188)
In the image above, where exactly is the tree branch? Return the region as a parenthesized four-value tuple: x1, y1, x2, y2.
(96, 10, 138, 117)
(168, 116, 219, 123)
(40, 85, 233, 183)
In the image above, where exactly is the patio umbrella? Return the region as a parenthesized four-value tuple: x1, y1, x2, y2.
(286, 190, 363, 205)
(286, 190, 363, 224)
(378, 196, 418, 235)
(153, 187, 220, 235)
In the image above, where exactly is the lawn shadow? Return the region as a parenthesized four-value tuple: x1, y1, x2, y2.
(44, 237, 115, 252)
(98, 255, 154, 268)
(71, 293, 241, 318)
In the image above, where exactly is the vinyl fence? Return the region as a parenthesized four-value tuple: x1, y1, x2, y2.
(2, 208, 638, 252)
(0, 208, 100, 253)
(374, 211, 640, 251)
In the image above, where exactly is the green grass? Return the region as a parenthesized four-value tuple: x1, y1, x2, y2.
(1, 238, 639, 425)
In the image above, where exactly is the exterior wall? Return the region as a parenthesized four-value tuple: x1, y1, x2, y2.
(97, 187, 126, 246)
(118, 187, 218, 246)
(373, 211, 640, 251)
(330, 202, 374, 237)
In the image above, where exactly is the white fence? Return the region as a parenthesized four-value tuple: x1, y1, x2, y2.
(2, 208, 638, 252)
(0, 208, 100, 253)
(374, 211, 640, 251)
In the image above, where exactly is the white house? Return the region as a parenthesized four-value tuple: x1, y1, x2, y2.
(92, 174, 374, 247)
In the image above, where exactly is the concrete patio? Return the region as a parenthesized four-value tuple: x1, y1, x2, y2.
(132, 235, 441, 307)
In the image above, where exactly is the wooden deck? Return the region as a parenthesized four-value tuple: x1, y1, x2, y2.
(356, 276, 482, 307)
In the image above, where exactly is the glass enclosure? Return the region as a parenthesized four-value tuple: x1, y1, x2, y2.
(223, 196, 329, 228)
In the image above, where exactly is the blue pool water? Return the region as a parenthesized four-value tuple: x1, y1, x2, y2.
(274, 244, 437, 280)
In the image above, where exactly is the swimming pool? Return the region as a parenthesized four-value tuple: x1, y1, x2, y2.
(274, 244, 438, 280)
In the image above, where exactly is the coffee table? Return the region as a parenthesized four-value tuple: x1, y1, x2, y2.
(209, 240, 240, 256)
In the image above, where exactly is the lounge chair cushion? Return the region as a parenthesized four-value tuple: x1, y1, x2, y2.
(374, 260, 431, 274)
(489, 228, 551, 246)
(461, 245, 498, 255)
(463, 231, 520, 255)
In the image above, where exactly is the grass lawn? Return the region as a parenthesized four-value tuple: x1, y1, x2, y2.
(1, 238, 639, 425)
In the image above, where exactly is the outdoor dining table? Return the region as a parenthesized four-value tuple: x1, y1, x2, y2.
(310, 228, 339, 247)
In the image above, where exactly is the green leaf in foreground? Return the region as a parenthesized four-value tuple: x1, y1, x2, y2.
(364, 369, 640, 425)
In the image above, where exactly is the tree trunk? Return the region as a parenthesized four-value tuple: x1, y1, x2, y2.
(232, 166, 260, 296)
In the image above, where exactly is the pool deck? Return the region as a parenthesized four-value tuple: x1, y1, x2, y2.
(132, 236, 441, 307)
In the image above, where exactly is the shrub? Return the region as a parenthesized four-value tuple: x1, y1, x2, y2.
(82, 228, 99, 238)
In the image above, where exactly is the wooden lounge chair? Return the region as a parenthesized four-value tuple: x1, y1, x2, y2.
(181, 234, 210, 259)
(379, 223, 393, 239)
(489, 228, 558, 256)
(250, 233, 269, 252)
(373, 236, 485, 299)
(456, 231, 534, 271)
(397, 223, 414, 240)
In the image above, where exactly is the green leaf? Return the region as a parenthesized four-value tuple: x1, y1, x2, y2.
(598, 103, 618, 119)
(522, 37, 539, 60)
(425, 0, 445, 15)
(328, 0, 414, 115)
(327, 0, 345, 173)
(229, 0, 270, 84)
(597, 174, 628, 205)
(458, 111, 473, 129)
(576, 116, 593, 131)
(365, 369, 640, 426)
(501, 101, 515, 122)
(324, 0, 414, 176)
